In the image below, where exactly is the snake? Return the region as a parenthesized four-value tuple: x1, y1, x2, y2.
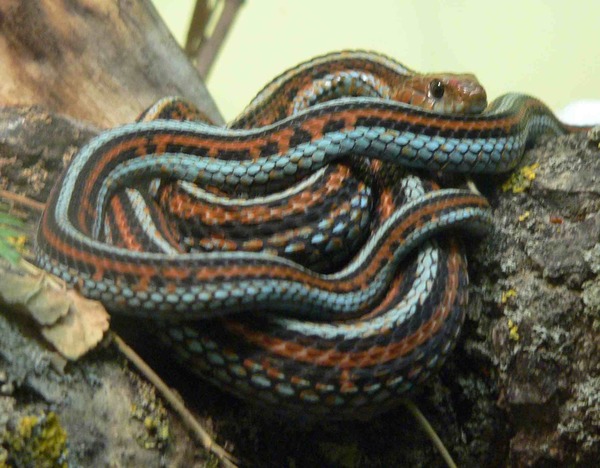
(35, 51, 579, 418)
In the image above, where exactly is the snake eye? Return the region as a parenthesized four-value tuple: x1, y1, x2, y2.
(429, 79, 445, 99)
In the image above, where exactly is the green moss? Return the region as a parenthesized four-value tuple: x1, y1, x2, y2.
(130, 381, 170, 450)
(3, 412, 68, 467)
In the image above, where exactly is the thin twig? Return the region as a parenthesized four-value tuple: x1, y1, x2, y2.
(185, 0, 211, 56)
(190, 0, 244, 78)
(401, 399, 458, 468)
(113, 333, 239, 467)
(0, 189, 45, 212)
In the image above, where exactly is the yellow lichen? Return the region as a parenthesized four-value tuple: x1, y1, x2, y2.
(3, 412, 68, 468)
(501, 289, 517, 304)
(518, 211, 530, 222)
(501, 163, 540, 193)
(508, 319, 520, 341)
(7, 235, 27, 252)
(131, 380, 170, 450)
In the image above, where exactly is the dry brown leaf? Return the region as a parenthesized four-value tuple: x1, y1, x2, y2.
(0, 262, 110, 360)
(40, 289, 110, 360)
(1, 272, 70, 324)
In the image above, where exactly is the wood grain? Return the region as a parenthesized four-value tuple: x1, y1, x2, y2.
(0, 0, 223, 127)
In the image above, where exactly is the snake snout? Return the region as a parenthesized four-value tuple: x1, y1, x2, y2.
(465, 93, 488, 113)
(458, 75, 488, 113)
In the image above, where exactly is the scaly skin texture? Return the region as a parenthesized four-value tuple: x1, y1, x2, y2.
(35, 51, 578, 418)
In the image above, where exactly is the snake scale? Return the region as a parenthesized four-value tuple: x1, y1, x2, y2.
(35, 51, 579, 418)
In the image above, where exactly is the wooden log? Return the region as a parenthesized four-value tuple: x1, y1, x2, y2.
(0, 0, 223, 127)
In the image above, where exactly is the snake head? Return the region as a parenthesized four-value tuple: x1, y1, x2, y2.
(396, 73, 488, 114)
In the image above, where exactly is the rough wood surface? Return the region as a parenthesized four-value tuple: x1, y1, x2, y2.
(0, 0, 223, 128)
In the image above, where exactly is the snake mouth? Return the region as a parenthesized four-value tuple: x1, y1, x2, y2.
(433, 100, 487, 115)
(465, 95, 488, 114)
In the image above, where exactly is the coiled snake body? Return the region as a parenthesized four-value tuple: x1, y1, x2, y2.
(36, 51, 576, 418)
